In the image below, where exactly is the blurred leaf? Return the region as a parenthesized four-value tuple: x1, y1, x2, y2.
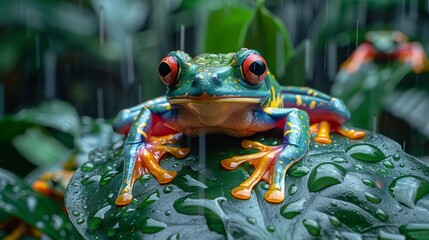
(331, 63, 412, 130)
(242, 0, 294, 79)
(12, 128, 72, 167)
(281, 39, 310, 86)
(66, 131, 429, 239)
(204, 6, 252, 53)
(0, 168, 79, 239)
(14, 99, 80, 137)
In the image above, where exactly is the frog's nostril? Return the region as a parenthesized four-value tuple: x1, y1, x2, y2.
(210, 74, 221, 83)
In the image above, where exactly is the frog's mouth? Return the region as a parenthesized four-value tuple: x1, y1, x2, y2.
(167, 92, 265, 104)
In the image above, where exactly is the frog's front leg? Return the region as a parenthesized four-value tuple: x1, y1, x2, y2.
(115, 106, 189, 206)
(221, 108, 310, 203)
(282, 86, 365, 144)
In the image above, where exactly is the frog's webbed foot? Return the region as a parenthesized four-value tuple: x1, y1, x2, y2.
(115, 134, 189, 206)
(221, 140, 304, 203)
(310, 121, 366, 144)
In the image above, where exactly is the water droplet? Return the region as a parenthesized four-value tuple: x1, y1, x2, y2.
(131, 198, 138, 204)
(399, 163, 405, 168)
(375, 209, 388, 222)
(261, 183, 269, 190)
(288, 165, 310, 177)
(168, 233, 180, 240)
(247, 217, 256, 224)
(389, 176, 429, 208)
(379, 169, 387, 174)
(165, 210, 172, 216)
(365, 192, 381, 204)
(378, 230, 406, 240)
(81, 162, 95, 172)
(308, 163, 346, 192)
(81, 175, 101, 185)
(332, 157, 348, 163)
(399, 223, 429, 239)
(382, 160, 395, 169)
(329, 216, 341, 227)
(121, 208, 135, 218)
(362, 179, 375, 188)
(88, 205, 111, 231)
(99, 170, 119, 186)
(163, 186, 173, 194)
(140, 217, 167, 234)
(139, 174, 153, 183)
(346, 144, 386, 162)
(72, 211, 80, 217)
(76, 218, 84, 224)
(107, 223, 119, 237)
(340, 232, 363, 240)
(288, 184, 298, 195)
(353, 163, 364, 170)
(138, 189, 160, 209)
(307, 158, 314, 162)
(393, 155, 401, 161)
(267, 225, 275, 232)
(303, 219, 320, 236)
(280, 198, 306, 219)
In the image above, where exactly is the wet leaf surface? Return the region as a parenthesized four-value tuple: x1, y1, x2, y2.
(66, 131, 429, 239)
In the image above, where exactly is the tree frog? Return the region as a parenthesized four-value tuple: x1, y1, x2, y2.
(341, 31, 429, 74)
(113, 48, 365, 206)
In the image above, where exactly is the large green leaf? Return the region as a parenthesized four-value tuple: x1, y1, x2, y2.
(66, 131, 429, 239)
(281, 39, 310, 86)
(242, 0, 294, 79)
(204, 6, 252, 53)
(0, 168, 79, 239)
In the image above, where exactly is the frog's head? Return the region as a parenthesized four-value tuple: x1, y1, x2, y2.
(365, 31, 408, 53)
(158, 48, 271, 107)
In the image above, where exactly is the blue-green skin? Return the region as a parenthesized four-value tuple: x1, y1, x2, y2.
(113, 49, 351, 204)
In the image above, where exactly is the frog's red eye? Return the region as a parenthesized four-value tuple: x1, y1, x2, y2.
(242, 53, 267, 85)
(158, 55, 179, 86)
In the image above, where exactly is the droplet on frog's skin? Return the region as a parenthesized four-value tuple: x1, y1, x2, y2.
(288, 184, 298, 195)
(163, 186, 173, 194)
(303, 219, 320, 236)
(308, 163, 346, 192)
(389, 176, 429, 208)
(332, 157, 348, 163)
(81, 162, 95, 172)
(362, 179, 375, 188)
(280, 198, 306, 219)
(140, 217, 167, 234)
(375, 209, 388, 222)
(346, 144, 386, 162)
(365, 192, 381, 204)
(247, 217, 256, 224)
(400, 223, 429, 239)
(382, 160, 395, 169)
(378, 230, 406, 240)
(393, 155, 401, 161)
(288, 165, 310, 177)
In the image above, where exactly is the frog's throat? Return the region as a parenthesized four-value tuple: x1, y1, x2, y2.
(167, 97, 263, 104)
